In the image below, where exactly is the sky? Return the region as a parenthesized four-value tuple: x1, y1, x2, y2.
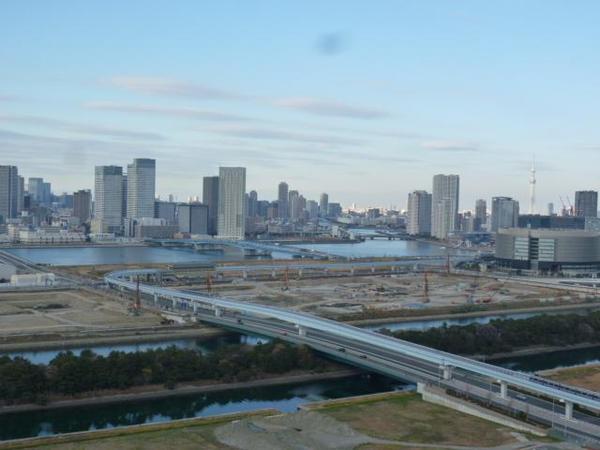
(1, 1, 599, 211)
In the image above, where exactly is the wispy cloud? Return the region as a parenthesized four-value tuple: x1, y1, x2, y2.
(0, 114, 165, 141)
(107, 76, 242, 100)
(85, 101, 251, 122)
(273, 97, 389, 119)
(420, 140, 480, 152)
(205, 125, 364, 146)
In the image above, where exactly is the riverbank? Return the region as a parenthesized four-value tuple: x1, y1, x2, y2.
(0, 325, 227, 353)
(0, 369, 360, 415)
(476, 342, 600, 362)
(348, 301, 600, 327)
(537, 364, 600, 391)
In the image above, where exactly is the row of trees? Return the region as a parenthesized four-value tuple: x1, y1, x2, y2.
(0, 341, 326, 405)
(388, 311, 600, 356)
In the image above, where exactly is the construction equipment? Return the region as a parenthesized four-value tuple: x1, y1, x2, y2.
(282, 266, 290, 291)
(128, 275, 141, 315)
(206, 272, 213, 295)
(423, 272, 428, 298)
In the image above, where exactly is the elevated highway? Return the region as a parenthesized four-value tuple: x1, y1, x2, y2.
(105, 268, 600, 443)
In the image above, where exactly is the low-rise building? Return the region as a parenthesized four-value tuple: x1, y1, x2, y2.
(495, 228, 600, 274)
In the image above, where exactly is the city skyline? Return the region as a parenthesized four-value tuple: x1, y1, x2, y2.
(2, 2, 600, 208)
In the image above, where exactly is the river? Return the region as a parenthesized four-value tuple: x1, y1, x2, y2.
(0, 374, 405, 441)
(3, 237, 472, 266)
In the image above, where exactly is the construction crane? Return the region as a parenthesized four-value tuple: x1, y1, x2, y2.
(128, 275, 141, 315)
(206, 272, 213, 295)
(282, 266, 290, 291)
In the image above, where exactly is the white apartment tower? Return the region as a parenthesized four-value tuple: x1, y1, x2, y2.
(407, 190, 432, 236)
(217, 167, 246, 239)
(92, 165, 123, 234)
(126, 158, 156, 219)
(431, 174, 460, 240)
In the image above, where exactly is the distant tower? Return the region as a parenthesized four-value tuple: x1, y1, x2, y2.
(528, 157, 536, 214)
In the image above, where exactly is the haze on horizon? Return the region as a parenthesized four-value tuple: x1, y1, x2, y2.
(1, 0, 599, 211)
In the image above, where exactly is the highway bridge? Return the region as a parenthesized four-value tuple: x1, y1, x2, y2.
(146, 238, 336, 260)
(105, 268, 600, 443)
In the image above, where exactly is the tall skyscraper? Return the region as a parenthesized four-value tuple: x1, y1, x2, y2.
(319, 193, 329, 217)
(16, 176, 24, 214)
(278, 182, 289, 219)
(203, 176, 219, 235)
(0, 166, 19, 222)
(42, 182, 52, 204)
(491, 197, 519, 232)
(574, 191, 598, 218)
(73, 189, 92, 224)
(475, 199, 487, 231)
(431, 174, 459, 239)
(288, 190, 300, 220)
(92, 165, 123, 234)
(247, 190, 258, 218)
(27, 177, 44, 203)
(154, 200, 177, 225)
(217, 167, 246, 239)
(407, 190, 432, 236)
(126, 158, 156, 219)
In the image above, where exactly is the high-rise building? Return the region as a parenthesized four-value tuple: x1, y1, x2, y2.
(431, 174, 459, 239)
(247, 190, 258, 218)
(278, 182, 289, 219)
(177, 203, 209, 235)
(154, 200, 177, 225)
(0, 166, 19, 222)
(16, 176, 24, 214)
(203, 176, 219, 235)
(306, 200, 319, 220)
(92, 165, 124, 234)
(27, 177, 44, 203)
(42, 182, 52, 204)
(475, 199, 487, 231)
(407, 190, 432, 236)
(574, 191, 598, 218)
(126, 158, 156, 219)
(73, 189, 92, 224)
(217, 167, 246, 239)
(121, 175, 128, 219)
(491, 197, 519, 232)
(319, 193, 329, 217)
(288, 190, 300, 220)
(547, 202, 555, 216)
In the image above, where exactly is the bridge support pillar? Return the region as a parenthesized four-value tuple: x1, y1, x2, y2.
(129, 276, 135, 282)
(499, 380, 507, 399)
(153, 293, 158, 305)
(350, 267, 355, 276)
(564, 400, 574, 420)
(242, 270, 247, 280)
(297, 325, 306, 337)
(215, 307, 222, 317)
(298, 269, 302, 279)
(192, 303, 198, 313)
(441, 365, 453, 380)
(271, 270, 277, 279)
(371, 267, 375, 273)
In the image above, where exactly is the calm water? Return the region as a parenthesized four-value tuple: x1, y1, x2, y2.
(0, 374, 405, 441)
(3, 246, 260, 266)
(4, 239, 472, 266)
(6, 334, 268, 365)
(292, 239, 473, 259)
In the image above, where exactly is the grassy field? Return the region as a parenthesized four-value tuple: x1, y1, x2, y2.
(318, 393, 526, 447)
(2, 393, 554, 449)
(545, 364, 600, 391)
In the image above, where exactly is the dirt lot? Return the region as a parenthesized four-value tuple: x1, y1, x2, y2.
(0, 289, 162, 336)
(186, 273, 574, 319)
(543, 364, 600, 391)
